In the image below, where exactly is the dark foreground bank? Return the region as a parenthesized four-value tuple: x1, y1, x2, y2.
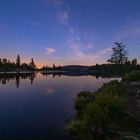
(69, 70, 140, 140)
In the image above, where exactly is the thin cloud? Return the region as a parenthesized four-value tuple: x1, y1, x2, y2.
(69, 27, 75, 33)
(46, 0, 70, 25)
(56, 10, 69, 24)
(46, 48, 56, 54)
(100, 48, 112, 55)
(85, 44, 95, 49)
(69, 40, 113, 65)
(66, 42, 103, 65)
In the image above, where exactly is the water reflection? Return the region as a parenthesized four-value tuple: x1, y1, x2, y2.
(41, 72, 120, 79)
(0, 72, 120, 88)
(0, 73, 36, 88)
(0, 72, 120, 140)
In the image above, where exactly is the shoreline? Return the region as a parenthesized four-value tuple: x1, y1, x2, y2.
(69, 70, 140, 140)
(0, 71, 36, 74)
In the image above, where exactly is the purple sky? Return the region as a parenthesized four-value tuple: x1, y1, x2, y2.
(0, 0, 140, 67)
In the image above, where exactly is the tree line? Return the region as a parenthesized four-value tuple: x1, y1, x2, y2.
(0, 55, 36, 72)
(89, 42, 140, 74)
(0, 42, 139, 73)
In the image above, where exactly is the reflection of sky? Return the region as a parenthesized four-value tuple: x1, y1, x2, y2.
(0, 73, 120, 139)
(0, 0, 140, 67)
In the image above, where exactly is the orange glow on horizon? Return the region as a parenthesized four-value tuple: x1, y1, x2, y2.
(1, 54, 139, 69)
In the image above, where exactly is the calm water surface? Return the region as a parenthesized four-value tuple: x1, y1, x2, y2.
(0, 72, 119, 140)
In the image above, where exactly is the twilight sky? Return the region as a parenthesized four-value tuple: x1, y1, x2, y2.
(0, 0, 140, 67)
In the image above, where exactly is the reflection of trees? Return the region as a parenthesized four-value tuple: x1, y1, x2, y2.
(95, 75, 99, 79)
(29, 74, 36, 84)
(41, 72, 62, 78)
(0, 73, 36, 88)
(41, 72, 120, 78)
(15, 75, 20, 88)
(2, 79, 6, 84)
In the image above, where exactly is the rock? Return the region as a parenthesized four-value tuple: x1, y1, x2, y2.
(96, 127, 104, 135)
(91, 125, 96, 133)
(116, 131, 124, 135)
(137, 89, 140, 95)
(91, 125, 104, 135)
(124, 136, 139, 140)
(130, 81, 140, 87)
(136, 89, 140, 99)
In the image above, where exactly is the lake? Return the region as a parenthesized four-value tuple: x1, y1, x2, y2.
(0, 72, 120, 140)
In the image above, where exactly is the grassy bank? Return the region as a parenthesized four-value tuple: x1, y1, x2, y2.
(122, 70, 140, 82)
(69, 71, 140, 140)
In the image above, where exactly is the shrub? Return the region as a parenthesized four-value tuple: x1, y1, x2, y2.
(122, 70, 140, 82)
(84, 92, 124, 128)
(75, 91, 95, 110)
(69, 80, 126, 139)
